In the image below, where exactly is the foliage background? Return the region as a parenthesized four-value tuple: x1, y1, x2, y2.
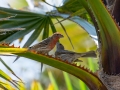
(0, 0, 98, 89)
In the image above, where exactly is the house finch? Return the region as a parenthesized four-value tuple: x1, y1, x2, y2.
(28, 32, 64, 54)
(14, 32, 64, 71)
(55, 42, 96, 63)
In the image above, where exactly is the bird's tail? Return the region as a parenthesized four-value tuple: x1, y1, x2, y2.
(80, 51, 97, 58)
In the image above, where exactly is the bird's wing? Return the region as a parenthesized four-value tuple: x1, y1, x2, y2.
(29, 37, 51, 49)
(60, 53, 75, 62)
(58, 50, 76, 54)
(55, 50, 75, 62)
(55, 50, 75, 57)
(40, 37, 51, 45)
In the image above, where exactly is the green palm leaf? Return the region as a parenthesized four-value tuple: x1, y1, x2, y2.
(0, 7, 57, 46)
(0, 45, 106, 89)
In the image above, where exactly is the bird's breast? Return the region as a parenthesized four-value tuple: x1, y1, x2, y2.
(48, 38, 59, 49)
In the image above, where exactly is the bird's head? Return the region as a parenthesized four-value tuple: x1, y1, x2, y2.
(56, 42, 64, 50)
(52, 32, 64, 39)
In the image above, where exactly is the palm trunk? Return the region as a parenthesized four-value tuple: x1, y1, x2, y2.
(97, 0, 120, 89)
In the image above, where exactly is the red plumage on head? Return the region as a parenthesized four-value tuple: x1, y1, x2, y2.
(49, 32, 63, 49)
(52, 32, 64, 38)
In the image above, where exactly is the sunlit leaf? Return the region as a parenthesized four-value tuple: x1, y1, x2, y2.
(8, 0, 28, 9)
(63, 72, 73, 90)
(79, 80, 88, 90)
(0, 84, 8, 90)
(0, 48, 27, 53)
(48, 71, 59, 90)
(13, 51, 107, 90)
(0, 70, 19, 89)
(31, 80, 43, 90)
(0, 42, 105, 89)
(0, 58, 22, 81)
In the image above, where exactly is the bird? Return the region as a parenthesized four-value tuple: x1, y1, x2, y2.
(28, 32, 64, 54)
(13, 32, 64, 71)
(55, 42, 97, 63)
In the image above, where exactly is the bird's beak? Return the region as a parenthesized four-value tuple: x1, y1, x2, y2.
(60, 34, 64, 38)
